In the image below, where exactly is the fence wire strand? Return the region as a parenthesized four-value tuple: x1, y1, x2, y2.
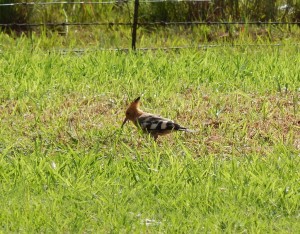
(55, 43, 300, 54)
(1, 21, 299, 27)
(0, 43, 299, 55)
(140, 21, 300, 26)
(0, 22, 132, 27)
(0, 0, 211, 6)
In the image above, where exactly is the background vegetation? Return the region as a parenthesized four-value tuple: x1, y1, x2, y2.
(1, 0, 300, 25)
(0, 0, 299, 48)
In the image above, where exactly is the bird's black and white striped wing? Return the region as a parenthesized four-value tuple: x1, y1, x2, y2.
(137, 114, 185, 134)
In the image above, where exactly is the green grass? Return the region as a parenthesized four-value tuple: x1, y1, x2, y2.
(0, 34, 299, 232)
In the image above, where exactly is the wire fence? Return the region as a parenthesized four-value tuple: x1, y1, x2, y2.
(57, 43, 300, 54)
(0, 22, 132, 27)
(1, 21, 299, 27)
(0, 0, 299, 51)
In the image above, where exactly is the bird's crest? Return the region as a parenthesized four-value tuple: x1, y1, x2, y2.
(134, 96, 140, 103)
(128, 96, 141, 110)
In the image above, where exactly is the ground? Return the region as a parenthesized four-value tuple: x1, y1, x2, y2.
(0, 34, 299, 232)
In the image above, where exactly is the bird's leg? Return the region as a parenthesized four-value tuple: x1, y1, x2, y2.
(151, 134, 158, 141)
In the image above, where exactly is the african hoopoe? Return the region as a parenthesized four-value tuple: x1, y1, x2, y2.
(121, 97, 196, 140)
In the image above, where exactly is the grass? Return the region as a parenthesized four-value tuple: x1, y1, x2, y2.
(0, 33, 300, 232)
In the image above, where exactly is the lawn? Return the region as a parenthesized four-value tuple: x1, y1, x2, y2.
(0, 34, 299, 232)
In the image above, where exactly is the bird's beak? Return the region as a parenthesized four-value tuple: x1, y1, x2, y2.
(121, 118, 128, 128)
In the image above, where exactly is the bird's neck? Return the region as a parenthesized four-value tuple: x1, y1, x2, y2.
(135, 108, 143, 117)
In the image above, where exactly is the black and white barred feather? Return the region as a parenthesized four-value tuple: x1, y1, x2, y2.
(135, 113, 195, 139)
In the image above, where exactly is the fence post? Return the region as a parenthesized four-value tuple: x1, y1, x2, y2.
(132, 0, 139, 50)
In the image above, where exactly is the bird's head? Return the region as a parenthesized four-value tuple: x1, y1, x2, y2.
(121, 96, 142, 127)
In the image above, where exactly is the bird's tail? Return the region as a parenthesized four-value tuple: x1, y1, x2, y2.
(178, 127, 198, 133)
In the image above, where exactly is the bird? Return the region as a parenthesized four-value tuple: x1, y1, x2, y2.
(121, 96, 196, 140)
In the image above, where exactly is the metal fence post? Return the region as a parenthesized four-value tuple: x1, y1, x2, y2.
(132, 0, 139, 50)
